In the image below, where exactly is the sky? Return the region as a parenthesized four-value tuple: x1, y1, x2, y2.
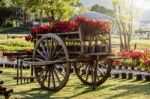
(81, 0, 150, 10)
(134, 0, 150, 9)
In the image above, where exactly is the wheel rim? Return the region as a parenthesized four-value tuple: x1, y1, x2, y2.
(33, 33, 70, 91)
(74, 59, 111, 86)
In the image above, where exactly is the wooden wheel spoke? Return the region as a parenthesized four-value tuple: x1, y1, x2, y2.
(98, 67, 105, 76)
(51, 41, 59, 58)
(85, 66, 90, 82)
(48, 68, 51, 88)
(77, 65, 84, 70)
(53, 48, 63, 59)
(42, 68, 49, 83)
(91, 67, 96, 84)
(100, 64, 108, 68)
(35, 58, 44, 61)
(38, 68, 45, 77)
(51, 68, 56, 88)
(53, 67, 61, 85)
(45, 39, 50, 59)
(49, 38, 53, 59)
(97, 74, 100, 81)
(37, 50, 47, 60)
(40, 42, 48, 59)
(54, 66, 65, 78)
(54, 57, 66, 62)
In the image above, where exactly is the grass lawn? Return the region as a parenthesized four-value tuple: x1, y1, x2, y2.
(0, 68, 150, 99)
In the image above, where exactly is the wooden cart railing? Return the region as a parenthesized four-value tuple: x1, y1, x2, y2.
(0, 70, 13, 99)
(3, 51, 36, 84)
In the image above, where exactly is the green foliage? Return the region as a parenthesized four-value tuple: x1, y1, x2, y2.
(0, 0, 11, 7)
(12, 0, 80, 21)
(0, 7, 16, 27)
(0, 27, 29, 33)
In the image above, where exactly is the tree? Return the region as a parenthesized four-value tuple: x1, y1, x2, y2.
(91, 4, 114, 17)
(0, 0, 10, 7)
(112, 0, 135, 50)
(12, 0, 80, 25)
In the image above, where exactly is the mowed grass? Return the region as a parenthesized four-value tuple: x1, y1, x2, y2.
(111, 37, 150, 50)
(0, 68, 150, 99)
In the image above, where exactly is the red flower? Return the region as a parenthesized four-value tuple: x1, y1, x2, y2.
(53, 20, 78, 33)
(31, 25, 53, 38)
(113, 59, 121, 65)
(25, 35, 32, 41)
(121, 50, 144, 60)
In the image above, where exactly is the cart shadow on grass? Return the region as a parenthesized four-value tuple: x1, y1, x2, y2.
(11, 83, 113, 99)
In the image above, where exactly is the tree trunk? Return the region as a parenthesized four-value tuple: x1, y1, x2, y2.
(39, 9, 43, 26)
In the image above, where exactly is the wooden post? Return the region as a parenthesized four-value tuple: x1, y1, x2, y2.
(134, 43, 137, 50)
(20, 60, 23, 84)
(93, 60, 97, 90)
(16, 57, 19, 85)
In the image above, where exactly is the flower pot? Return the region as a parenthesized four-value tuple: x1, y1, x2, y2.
(87, 46, 93, 53)
(107, 73, 111, 77)
(101, 45, 106, 52)
(76, 45, 80, 51)
(136, 74, 142, 81)
(118, 65, 122, 69)
(84, 45, 88, 53)
(121, 73, 127, 79)
(114, 73, 119, 79)
(145, 75, 150, 81)
(125, 65, 128, 69)
(70, 68, 74, 73)
(131, 65, 135, 70)
(58, 68, 62, 73)
(112, 65, 116, 69)
(0, 64, 3, 67)
(128, 73, 133, 79)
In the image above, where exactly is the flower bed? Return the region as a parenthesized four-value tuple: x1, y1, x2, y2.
(114, 50, 150, 71)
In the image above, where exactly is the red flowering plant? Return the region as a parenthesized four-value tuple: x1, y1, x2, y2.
(119, 50, 150, 70)
(119, 50, 141, 69)
(25, 16, 111, 42)
(141, 50, 150, 71)
(25, 35, 32, 41)
(31, 25, 53, 37)
(75, 16, 111, 35)
(25, 25, 53, 41)
(53, 20, 78, 33)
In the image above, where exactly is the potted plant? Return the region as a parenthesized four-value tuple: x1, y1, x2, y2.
(128, 73, 133, 79)
(136, 74, 143, 81)
(114, 73, 119, 79)
(121, 73, 127, 79)
(145, 74, 150, 81)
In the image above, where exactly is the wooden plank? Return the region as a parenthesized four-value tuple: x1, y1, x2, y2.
(87, 52, 112, 56)
(63, 39, 80, 42)
(22, 60, 67, 66)
(36, 31, 79, 37)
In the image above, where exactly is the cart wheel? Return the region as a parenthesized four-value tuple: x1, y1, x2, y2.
(74, 58, 111, 86)
(33, 33, 70, 91)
